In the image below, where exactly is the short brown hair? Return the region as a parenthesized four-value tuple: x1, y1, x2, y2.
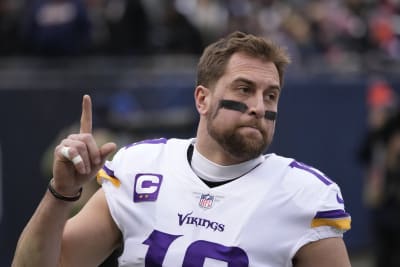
(197, 31, 291, 88)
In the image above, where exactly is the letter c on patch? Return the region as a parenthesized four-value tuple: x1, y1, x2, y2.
(133, 173, 163, 202)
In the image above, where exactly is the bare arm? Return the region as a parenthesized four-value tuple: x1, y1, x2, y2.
(12, 188, 75, 267)
(61, 188, 121, 266)
(293, 237, 351, 267)
(12, 95, 117, 267)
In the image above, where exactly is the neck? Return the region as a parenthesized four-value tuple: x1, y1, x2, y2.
(190, 143, 264, 183)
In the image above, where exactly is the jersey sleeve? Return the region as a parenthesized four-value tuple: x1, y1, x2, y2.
(96, 153, 122, 188)
(292, 182, 351, 256)
(310, 183, 351, 231)
(96, 147, 125, 231)
(285, 160, 351, 256)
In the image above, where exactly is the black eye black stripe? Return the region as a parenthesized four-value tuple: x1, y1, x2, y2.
(218, 99, 277, 121)
(219, 99, 248, 113)
(264, 111, 277, 121)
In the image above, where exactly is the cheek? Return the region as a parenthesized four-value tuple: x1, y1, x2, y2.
(268, 123, 276, 135)
(260, 120, 276, 136)
(209, 109, 239, 131)
(268, 123, 277, 139)
(213, 106, 241, 122)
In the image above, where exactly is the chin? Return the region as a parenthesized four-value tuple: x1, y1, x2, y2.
(229, 138, 269, 160)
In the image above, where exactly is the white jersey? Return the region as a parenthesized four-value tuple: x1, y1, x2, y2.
(98, 138, 351, 267)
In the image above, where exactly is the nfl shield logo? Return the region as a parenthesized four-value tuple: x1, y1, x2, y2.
(199, 193, 214, 209)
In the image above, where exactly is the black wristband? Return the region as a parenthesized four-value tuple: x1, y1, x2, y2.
(48, 179, 82, 202)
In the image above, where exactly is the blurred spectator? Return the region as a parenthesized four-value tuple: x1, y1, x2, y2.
(357, 78, 400, 267)
(102, 0, 151, 55)
(174, 0, 228, 45)
(225, 0, 254, 35)
(84, 0, 111, 54)
(372, 107, 400, 267)
(21, 0, 91, 56)
(0, 0, 24, 55)
(368, 0, 400, 60)
(359, 78, 398, 207)
(150, 0, 204, 54)
(254, 0, 312, 68)
(305, 0, 369, 67)
(0, 0, 399, 72)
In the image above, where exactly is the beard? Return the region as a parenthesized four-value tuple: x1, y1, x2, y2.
(207, 106, 273, 161)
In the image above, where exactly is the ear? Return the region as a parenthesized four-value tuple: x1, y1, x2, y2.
(194, 85, 211, 115)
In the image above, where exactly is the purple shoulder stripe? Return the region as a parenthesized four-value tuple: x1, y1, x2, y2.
(125, 138, 167, 149)
(314, 209, 350, 219)
(103, 165, 115, 177)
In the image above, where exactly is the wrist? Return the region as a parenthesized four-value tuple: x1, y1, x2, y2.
(51, 178, 82, 195)
(48, 178, 82, 202)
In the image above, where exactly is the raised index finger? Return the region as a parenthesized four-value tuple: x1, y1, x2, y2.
(80, 94, 92, 134)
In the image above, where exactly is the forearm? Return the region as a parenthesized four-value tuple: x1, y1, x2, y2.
(12, 190, 74, 267)
(12, 95, 117, 266)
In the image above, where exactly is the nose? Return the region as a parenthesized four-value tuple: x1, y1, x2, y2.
(247, 94, 265, 119)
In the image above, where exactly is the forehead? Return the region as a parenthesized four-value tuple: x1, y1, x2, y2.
(222, 52, 280, 87)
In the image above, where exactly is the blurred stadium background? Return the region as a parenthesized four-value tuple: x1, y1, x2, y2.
(1, 0, 400, 266)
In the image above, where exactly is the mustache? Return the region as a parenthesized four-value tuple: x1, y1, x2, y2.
(218, 99, 277, 121)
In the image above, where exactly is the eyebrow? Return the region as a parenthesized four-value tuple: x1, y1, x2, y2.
(231, 77, 281, 91)
(232, 77, 254, 86)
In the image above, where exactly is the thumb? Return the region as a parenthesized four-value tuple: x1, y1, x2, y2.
(99, 142, 117, 163)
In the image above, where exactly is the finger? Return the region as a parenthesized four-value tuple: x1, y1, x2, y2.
(71, 155, 84, 165)
(60, 146, 71, 160)
(99, 142, 117, 164)
(58, 141, 91, 174)
(56, 145, 86, 174)
(85, 134, 101, 165)
(68, 133, 101, 165)
(80, 94, 92, 134)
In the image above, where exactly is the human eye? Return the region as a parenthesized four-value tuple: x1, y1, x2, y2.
(231, 79, 255, 96)
(264, 90, 279, 102)
(269, 93, 277, 101)
(238, 86, 251, 94)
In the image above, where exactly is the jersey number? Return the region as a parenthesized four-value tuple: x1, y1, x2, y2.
(290, 160, 333, 185)
(143, 230, 249, 266)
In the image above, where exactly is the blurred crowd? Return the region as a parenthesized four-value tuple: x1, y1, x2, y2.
(358, 78, 400, 267)
(0, 0, 400, 70)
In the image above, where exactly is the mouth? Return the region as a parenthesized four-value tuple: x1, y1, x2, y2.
(241, 125, 259, 130)
(239, 125, 263, 135)
(240, 121, 263, 130)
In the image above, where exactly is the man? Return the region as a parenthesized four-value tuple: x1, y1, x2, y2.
(12, 31, 351, 266)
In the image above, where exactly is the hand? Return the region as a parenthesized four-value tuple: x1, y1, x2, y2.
(52, 95, 116, 195)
